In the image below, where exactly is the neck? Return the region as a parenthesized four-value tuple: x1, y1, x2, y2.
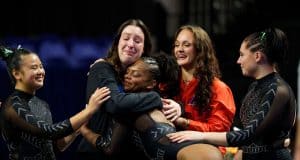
(15, 84, 36, 95)
(181, 67, 195, 83)
(254, 65, 275, 79)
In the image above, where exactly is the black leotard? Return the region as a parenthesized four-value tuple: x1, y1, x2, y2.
(1, 90, 73, 160)
(134, 113, 203, 160)
(226, 73, 296, 160)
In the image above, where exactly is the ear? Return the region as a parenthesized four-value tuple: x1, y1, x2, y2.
(255, 51, 267, 63)
(146, 80, 157, 90)
(12, 69, 21, 81)
(254, 51, 263, 62)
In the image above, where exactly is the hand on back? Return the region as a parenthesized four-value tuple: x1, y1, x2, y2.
(87, 87, 111, 112)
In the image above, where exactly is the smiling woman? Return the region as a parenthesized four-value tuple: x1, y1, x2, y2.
(0, 45, 110, 160)
(168, 28, 297, 160)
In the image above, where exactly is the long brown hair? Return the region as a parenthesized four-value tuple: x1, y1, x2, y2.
(174, 25, 221, 114)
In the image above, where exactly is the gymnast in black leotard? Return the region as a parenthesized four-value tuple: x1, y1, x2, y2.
(0, 46, 110, 160)
(80, 53, 223, 160)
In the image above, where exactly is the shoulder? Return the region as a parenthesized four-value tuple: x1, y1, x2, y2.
(89, 61, 115, 74)
(7, 93, 23, 108)
(91, 60, 112, 69)
(211, 78, 235, 100)
(274, 76, 293, 99)
(32, 96, 49, 107)
(211, 78, 232, 93)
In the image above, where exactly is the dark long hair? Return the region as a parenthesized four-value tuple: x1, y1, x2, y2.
(173, 25, 221, 115)
(106, 19, 152, 76)
(243, 27, 288, 72)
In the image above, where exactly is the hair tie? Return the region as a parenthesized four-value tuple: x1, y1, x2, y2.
(17, 44, 22, 50)
(259, 31, 267, 42)
(0, 47, 14, 59)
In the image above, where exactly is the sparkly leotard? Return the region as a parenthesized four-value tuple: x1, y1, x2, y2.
(226, 73, 296, 160)
(135, 113, 203, 160)
(1, 90, 73, 160)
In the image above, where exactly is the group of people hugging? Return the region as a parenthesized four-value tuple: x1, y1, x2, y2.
(0, 19, 296, 160)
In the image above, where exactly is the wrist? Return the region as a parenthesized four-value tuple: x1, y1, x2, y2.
(82, 107, 94, 120)
(185, 118, 190, 129)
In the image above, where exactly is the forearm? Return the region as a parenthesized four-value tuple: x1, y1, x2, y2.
(9, 104, 73, 139)
(69, 108, 94, 131)
(80, 125, 99, 148)
(202, 132, 228, 146)
(56, 129, 80, 152)
(168, 130, 228, 147)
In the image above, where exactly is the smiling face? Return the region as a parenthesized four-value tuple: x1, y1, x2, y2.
(123, 59, 156, 92)
(13, 53, 45, 93)
(173, 29, 197, 70)
(118, 25, 145, 67)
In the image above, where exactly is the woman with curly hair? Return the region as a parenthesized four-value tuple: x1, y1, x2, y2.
(163, 25, 236, 155)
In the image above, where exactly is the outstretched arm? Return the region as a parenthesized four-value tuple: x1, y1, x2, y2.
(169, 80, 296, 148)
(69, 87, 111, 130)
(55, 87, 111, 151)
(4, 87, 110, 140)
(167, 130, 228, 146)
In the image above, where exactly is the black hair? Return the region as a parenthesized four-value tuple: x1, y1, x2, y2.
(243, 27, 289, 72)
(144, 52, 180, 98)
(0, 45, 33, 86)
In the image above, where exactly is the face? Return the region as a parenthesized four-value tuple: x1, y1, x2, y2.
(174, 29, 197, 69)
(14, 54, 45, 93)
(118, 25, 145, 67)
(237, 42, 258, 77)
(123, 60, 155, 92)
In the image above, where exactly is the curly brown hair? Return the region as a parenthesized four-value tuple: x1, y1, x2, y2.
(173, 25, 221, 115)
